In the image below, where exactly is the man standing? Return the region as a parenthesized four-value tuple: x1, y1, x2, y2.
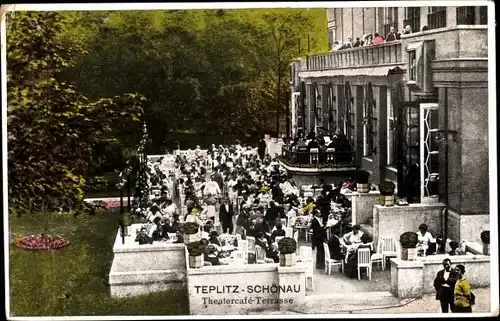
(385, 26, 400, 42)
(258, 137, 267, 160)
(219, 198, 235, 234)
(309, 210, 326, 269)
(433, 259, 458, 313)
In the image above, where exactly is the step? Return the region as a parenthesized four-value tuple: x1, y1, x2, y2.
(302, 291, 405, 313)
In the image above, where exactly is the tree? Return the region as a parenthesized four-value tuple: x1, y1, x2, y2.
(7, 11, 145, 214)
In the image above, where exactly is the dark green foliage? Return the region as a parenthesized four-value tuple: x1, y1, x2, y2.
(183, 222, 200, 235)
(355, 170, 371, 184)
(118, 213, 132, 226)
(6, 12, 145, 214)
(277, 237, 297, 254)
(379, 181, 396, 196)
(186, 240, 206, 257)
(399, 231, 419, 248)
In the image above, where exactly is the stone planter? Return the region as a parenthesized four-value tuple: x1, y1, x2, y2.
(356, 183, 369, 193)
(383, 195, 395, 206)
(401, 248, 418, 261)
(184, 233, 200, 244)
(279, 253, 297, 267)
(189, 255, 204, 268)
(483, 243, 490, 255)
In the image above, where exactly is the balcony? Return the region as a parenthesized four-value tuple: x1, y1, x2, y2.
(305, 41, 403, 72)
(280, 146, 355, 168)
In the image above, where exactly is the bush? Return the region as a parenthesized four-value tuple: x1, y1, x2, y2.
(183, 222, 200, 235)
(480, 230, 490, 244)
(186, 241, 206, 257)
(118, 213, 132, 226)
(277, 237, 297, 254)
(399, 231, 418, 248)
(355, 170, 370, 184)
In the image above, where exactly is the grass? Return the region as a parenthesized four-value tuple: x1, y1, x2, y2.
(8, 210, 189, 317)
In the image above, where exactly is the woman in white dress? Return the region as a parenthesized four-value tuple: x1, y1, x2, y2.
(416, 223, 435, 256)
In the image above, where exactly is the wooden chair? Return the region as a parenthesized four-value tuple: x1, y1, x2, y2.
(379, 237, 398, 270)
(323, 242, 343, 275)
(299, 246, 313, 262)
(357, 248, 372, 280)
(370, 241, 384, 270)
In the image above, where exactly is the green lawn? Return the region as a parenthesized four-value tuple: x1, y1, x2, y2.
(8, 211, 189, 316)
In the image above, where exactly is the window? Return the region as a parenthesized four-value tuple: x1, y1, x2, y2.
(427, 7, 446, 30)
(363, 83, 375, 157)
(404, 7, 420, 33)
(327, 28, 334, 48)
(387, 89, 397, 165)
(479, 6, 487, 24)
(408, 51, 416, 81)
(456, 7, 476, 25)
(383, 7, 399, 37)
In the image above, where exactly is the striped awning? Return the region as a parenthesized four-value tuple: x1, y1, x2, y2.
(298, 64, 406, 79)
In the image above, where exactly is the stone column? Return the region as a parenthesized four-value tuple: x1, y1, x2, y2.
(277, 264, 306, 312)
(390, 258, 424, 299)
(378, 86, 388, 182)
(355, 85, 364, 169)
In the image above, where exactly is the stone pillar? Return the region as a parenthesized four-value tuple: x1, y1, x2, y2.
(305, 83, 311, 134)
(337, 84, 345, 134)
(322, 84, 330, 130)
(355, 85, 364, 169)
(378, 86, 388, 182)
(390, 258, 424, 299)
(277, 265, 306, 312)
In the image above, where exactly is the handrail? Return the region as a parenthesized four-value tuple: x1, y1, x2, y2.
(281, 146, 355, 167)
(305, 41, 403, 71)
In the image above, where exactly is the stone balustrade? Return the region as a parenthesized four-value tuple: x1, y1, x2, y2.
(305, 41, 403, 71)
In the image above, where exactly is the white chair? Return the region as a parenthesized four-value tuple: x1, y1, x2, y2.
(255, 245, 274, 264)
(284, 227, 293, 238)
(357, 247, 372, 280)
(304, 259, 315, 291)
(275, 236, 285, 244)
(247, 236, 256, 263)
(306, 229, 313, 242)
(323, 242, 343, 275)
(379, 237, 398, 270)
(370, 241, 384, 270)
(309, 148, 319, 164)
(293, 231, 299, 253)
(326, 148, 336, 162)
(167, 233, 178, 242)
(300, 246, 313, 262)
(280, 218, 287, 227)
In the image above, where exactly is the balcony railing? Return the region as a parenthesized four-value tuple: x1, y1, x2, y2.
(306, 41, 403, 71)
(281, 146, 355, 167)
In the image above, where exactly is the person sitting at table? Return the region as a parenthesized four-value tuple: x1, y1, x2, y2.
(209, 231, 221, 247)
(271, 222, 286, 243)
(201, 224, 211, 240)
(301, 197, 316, 215)
(135, 227, 153, 245)
(328, 234, 344, 261)
(151, 217, 168, 242)
(266, 243, 280, 263)
(146, 204, 163, 223)
(160, 196, 177, 218)
(204, 244, 222, 266)
(234, 217, 247, 240)
(343, 224, 363, 245)
(247, 220, 258, 238)
(256, 232, 269, 250)
(416, 223, 435, 256)
(344, 234, 373, 278)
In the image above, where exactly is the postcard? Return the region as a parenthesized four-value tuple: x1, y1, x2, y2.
(2, 1, 497, 319)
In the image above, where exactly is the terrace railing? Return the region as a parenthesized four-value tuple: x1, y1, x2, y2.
(305, 41, 403, 71)
(281, 146, 355, 167)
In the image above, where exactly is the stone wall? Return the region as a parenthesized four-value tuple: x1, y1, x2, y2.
(372, 203, 446, 248)
(109, 225, 187, 297)
(391, 254, 491, 299)
(187, 263, 306, 315)
(348, 191, 381, 225)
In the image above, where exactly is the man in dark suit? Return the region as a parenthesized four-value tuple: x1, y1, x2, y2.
(433, 258, 458, 313)
(265, 201, 280, 229)
(309, 210, 326, 269)
(258, 138, 267, 160)
(219, 198, 235, 234)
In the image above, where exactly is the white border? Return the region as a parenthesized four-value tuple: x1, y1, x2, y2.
(1, 1, 497, 319)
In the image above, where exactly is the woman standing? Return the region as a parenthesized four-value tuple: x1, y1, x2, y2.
(453, 264, 473, 313)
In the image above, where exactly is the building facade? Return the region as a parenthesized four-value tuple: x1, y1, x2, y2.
(289, 5, 489, 243)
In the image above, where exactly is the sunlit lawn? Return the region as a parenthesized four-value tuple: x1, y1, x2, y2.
(8, 210, 189, 316)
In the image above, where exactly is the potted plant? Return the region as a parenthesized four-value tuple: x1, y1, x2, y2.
(118, 212, 132, 237)
(399, 231, 419, 260)
(480, 230, 490, 255)
(278, 237, 297, 266)
(378, 181, 396, 206)
(186, 240, 207, 268)
(355, 170, 371, 193)
(183, 222, 200, 244)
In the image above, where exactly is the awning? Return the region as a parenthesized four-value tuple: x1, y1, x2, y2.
(298, 64, 406, 79)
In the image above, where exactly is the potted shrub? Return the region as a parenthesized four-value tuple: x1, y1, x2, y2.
(278, 237, 297, 266)
(480, 230, 490, 255)
(378, 181, 396, 206)
(118, 213, 132, 237)
(186, 240, 207, 268)
(399, 231, 419, 260)
(183, 222, 200, 244)
(355, 170, 371, 193)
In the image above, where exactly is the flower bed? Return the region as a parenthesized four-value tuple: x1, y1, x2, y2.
(13, 234, 70, 250)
